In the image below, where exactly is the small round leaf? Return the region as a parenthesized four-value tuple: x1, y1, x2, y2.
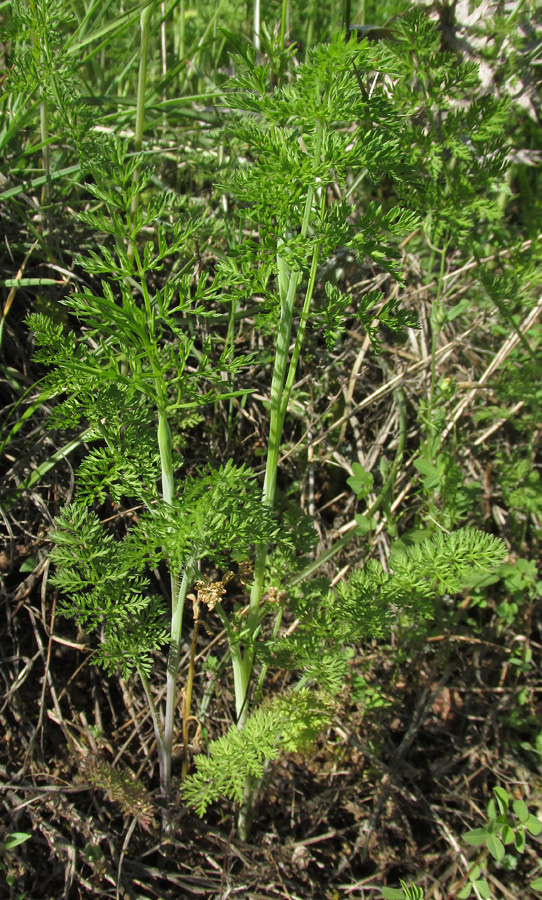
(526, 815, 542, 836)
(513, 799, 529, 823)
(474, 879, 492, 899)
(486, 834, 505, 861)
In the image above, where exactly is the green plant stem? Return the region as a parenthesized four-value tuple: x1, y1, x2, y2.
(132, 222, 193, 805)
(157, 408, 174, 506)
(39, 100, 51, 211)
(245, 256, 300, 661)
(253, 0, 261, 52)
(30, 0, 52, 229)
(131, 0, 153, 226)
(135, 2, 152, 154)
(343, 0, 351, 32)
(157, 399, 194, 802)
(179, 0, 185, 59)
(235, 121, 326, 836)
(234, 246, 301, 833)
(230, 642, 251, 724)
(163, 559, 196, 797)
(428, 236, 449, 461)
(211, 599, 249, 722)
(240, 125, 325, 727)
(305, 0, 316, 55)
(181, 598, 200, 782)
(278, 200, 325, 427)
(138, 666, 167, 792)
(279, 0, 288, 51)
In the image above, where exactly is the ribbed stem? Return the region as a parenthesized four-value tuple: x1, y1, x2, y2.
(157, 408, 174, 506)
(163, 560, 196, 797)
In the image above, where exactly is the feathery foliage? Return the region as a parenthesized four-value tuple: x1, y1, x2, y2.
(184, 529, 505, 814)
(18, 2, 513, 845)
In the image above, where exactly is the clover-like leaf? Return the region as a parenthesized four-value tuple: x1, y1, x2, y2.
(513, 799, 529, 823)
(464, 828, 488, 847)
(526, 814, 542, 836)
(486, 833, 505, 861)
